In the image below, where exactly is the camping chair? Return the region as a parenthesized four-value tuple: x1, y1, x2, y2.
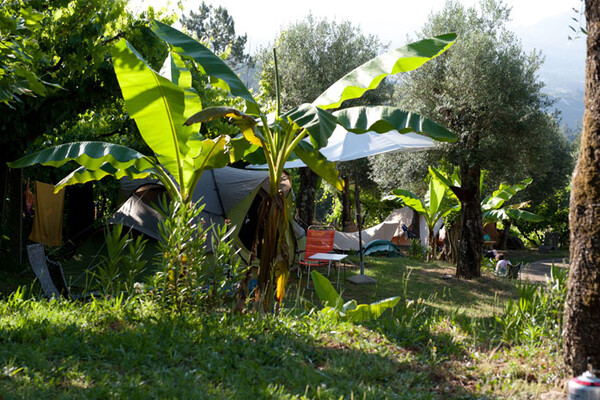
(27, 243, 95, 300)
(297, 225, 336, 283)
(507, 262, 522, 280)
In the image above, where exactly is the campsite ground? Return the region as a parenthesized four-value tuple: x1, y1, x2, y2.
(0, 248, 569, 398)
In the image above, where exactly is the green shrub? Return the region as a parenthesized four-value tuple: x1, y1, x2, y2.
(494, 264, 567, 347)
(91, 224, 147, 297)
(152, 200, 242, 312)
(407, 238, 426, 260)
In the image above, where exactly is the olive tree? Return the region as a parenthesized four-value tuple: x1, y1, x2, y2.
(373, 0, 571, 278)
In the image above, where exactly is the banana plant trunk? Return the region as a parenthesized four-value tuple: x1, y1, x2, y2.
(455, 167, 483, 279)
(427, 228, 436, 261)
(254, 192, 288, 312)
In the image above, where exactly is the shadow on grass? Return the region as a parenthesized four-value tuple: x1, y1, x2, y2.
(0, 301, 495, 399)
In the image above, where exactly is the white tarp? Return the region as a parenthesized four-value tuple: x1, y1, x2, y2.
(248, 126, 435, 169)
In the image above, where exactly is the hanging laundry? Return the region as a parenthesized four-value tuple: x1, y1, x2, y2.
(30, 181, 65, 247)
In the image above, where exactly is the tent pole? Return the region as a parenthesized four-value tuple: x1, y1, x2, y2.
(354, 164, 364, 273)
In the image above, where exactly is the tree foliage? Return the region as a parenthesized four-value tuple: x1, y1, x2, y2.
(180, 2, 250, 68)
(372, 0, 573, 205)
(370, 0, 573, 278)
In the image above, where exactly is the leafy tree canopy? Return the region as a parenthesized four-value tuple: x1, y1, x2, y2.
(370, 0, 574, 206)
(180, 2, 251, 68)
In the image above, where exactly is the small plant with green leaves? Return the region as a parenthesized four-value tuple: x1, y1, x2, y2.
(311, 270, 400, 322)
(92, 224, 147, 297)
(494, 264, 567, 347)
(152, 200, 241, 312)
(407, 238, 427, 260)
(393, 170, 458, 260)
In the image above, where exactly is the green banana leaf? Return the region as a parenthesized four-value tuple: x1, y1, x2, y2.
(111, 39, 195, 193)
(345, 297, 401, 323)
(282, 104, 338, 149)
(391, 189, 426, 214)
(428, 176, 446, 220)
(161, 52, 203, 123)
(56, 163, 155, 192)
(506, 209, 543, 222)
(7, 141, 152, 171)
(334, 106, 456, 142)
(150, 20, 260, 116)
(481, 178, 532, 211)
(429, 166, 460, 189)
(295, 141, 344, 191)
(311, 271, 400, 322)
(310, 271, 343, 310)
(313, 33, 456, 110)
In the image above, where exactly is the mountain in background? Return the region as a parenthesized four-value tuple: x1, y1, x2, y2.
(514, 11, 586, 134)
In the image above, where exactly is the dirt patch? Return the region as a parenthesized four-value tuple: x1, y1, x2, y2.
(519, 259, 569, 284)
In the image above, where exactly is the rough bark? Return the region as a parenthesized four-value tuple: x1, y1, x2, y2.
(455, 167, 483, 279)
(340, 176, 356, 232)
(295, 167, 318, 230)
(564, 0, 600, 376)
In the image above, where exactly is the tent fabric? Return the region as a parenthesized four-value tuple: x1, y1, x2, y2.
(110, 167, 295, 251)
(30, 181, 65, 247)
(248, 127, 435, 170)
(333, 208, 414, 251)
(363, 240, 404, 257)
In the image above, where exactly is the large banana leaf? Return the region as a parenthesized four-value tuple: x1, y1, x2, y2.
(150, 20, 260, 116)
(55, 163, 156, 192)
(282, 104, 338, 149)
(345, 297, 401, 323)
(506, 209, 543, 222)
(334, 106, 456, 142)
(310, 270, 343, 310)
(7, 142, 159, 193)
(295, 141, 343, 191)
(391, 189, 426, 214)
(111, 39, 195, 194)
(311, 271, 400, 322)
(481, 178, 532, 211)
(313, 33, 456, 110)
(8, 141, 154, 171)
(428, 176, 446, 220)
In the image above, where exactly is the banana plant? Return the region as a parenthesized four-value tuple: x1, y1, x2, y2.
(429, 167, 543, 224)
(392, 169, 458, 260)
(8, 38, 231, 204)
(149, 21, 457, 310)
(311, 271, 400, 323)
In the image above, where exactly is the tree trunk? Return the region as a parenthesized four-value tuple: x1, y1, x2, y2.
(456, 167, 483, 279)
(446, 220, 460, 265)
(295, 167, 318, 230)
(564, 0, 600, 376)
(498, 220, 511, 250)
(340, 176, 356, 232)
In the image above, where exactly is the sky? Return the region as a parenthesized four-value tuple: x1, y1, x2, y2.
(131, 0, 584, 49)
(130, 0, 587, 126)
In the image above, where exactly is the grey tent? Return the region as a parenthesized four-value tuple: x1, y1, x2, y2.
(109, 167, 302, 259)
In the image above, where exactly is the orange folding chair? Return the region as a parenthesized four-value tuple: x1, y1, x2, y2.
(297, 225, 336, 284)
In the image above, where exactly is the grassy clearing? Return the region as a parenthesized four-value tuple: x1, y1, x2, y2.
(0, 250, 568, 399)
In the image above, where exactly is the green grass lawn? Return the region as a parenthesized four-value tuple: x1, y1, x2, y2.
(0, 249, 569, 399)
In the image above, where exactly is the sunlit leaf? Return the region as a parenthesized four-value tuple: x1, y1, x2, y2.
(313, 33, 456, 110)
